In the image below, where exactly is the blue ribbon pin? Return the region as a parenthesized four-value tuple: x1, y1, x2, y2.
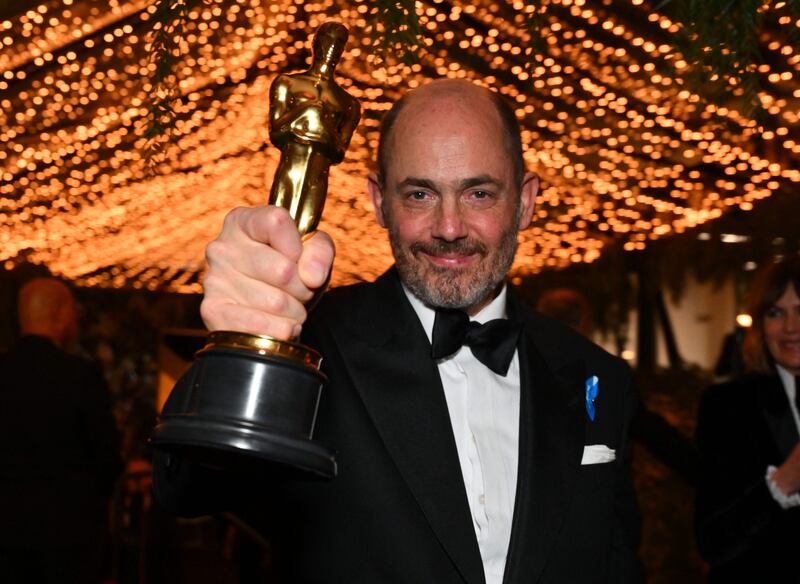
(585, 375, 599, 421)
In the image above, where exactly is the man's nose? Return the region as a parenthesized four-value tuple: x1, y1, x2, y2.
(431, 196, 467, 241)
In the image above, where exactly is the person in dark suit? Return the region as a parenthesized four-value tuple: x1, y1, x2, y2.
(695, 254, 800, 582)
(0, 278, 123, 584)
(156, 79, 643, 583)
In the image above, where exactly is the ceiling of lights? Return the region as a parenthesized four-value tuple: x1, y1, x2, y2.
(1, 0, 798, 293)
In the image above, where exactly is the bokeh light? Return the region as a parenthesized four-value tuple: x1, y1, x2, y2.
(1, 0, 798, 292)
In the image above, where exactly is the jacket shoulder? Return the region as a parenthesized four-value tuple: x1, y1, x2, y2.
(701, 373, 771, 403)
(522, 305, 631, 377)
(307, 280, 377, 329)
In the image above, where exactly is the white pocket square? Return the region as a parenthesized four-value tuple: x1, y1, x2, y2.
(581, 444, 616, 465)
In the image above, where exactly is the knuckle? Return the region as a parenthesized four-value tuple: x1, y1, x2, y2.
(222, 206, 246, 229)
(264, 291, 288, 315)
(205, 240, 240, 271)
(204, 240, 224, 264)
(271, 256, 296, 287)
(265, 206, 291, 231)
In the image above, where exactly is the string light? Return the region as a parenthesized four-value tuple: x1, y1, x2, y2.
(0, 0, 797, 292)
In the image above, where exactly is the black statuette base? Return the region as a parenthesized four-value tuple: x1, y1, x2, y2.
(151, 345, 336, 479)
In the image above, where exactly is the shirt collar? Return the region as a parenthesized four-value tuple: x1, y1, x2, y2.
(776, 364, 797, 398)
(403, 284, 509, 344)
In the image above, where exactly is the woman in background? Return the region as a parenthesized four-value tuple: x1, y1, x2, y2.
(695, 254, 800, 582)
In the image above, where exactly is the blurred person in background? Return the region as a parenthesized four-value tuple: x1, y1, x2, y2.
(695, 254, 800, 582)
(0, 277, 122, 584)
(534, 287, 593, 337)
(536, 287, 700, 485)
(712, 325, 747, 382)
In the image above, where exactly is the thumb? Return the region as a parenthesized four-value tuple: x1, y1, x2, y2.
(298, 231, 335, 290)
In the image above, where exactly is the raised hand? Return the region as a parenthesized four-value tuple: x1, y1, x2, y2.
(200, 205, 335, 341)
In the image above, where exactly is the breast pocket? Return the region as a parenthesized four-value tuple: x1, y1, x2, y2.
(572, 460, 617, 524)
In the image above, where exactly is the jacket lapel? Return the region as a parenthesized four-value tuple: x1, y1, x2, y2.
(759, 374, 800, 458)
(330, 270, 485, 584)
(503, 294, 587, 583)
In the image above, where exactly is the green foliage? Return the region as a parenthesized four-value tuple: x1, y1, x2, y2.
(142, 0, 200, 173)
(523, 0, 549, 69)
(658, 0, 800, 119)
(137, 0, 796, 178)
(367, 0, 424, 66)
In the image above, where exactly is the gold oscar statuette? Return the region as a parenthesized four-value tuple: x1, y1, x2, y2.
(152, 22, 361, 479)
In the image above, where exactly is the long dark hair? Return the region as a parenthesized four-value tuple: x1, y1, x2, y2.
(742, 254, 800, 373)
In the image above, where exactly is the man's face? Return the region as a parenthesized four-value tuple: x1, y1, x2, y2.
(369, 88, 537, 314)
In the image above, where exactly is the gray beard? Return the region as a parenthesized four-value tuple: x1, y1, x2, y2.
(388, 225, 518, 311)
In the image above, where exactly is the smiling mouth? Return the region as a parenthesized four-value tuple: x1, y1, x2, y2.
(410, 239, 487, 269)
(421, 252, 477, 268)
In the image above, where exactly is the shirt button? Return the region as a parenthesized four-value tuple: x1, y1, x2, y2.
(479, 494, 486, 505)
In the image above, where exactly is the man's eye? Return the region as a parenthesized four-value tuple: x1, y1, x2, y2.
(466, 190, 495, 204)
(408, 191, 429, 201)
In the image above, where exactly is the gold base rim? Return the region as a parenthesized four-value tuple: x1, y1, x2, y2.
(202, 331, 322, 370)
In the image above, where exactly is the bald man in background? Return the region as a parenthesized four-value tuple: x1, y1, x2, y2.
(0, 278, 122, 584)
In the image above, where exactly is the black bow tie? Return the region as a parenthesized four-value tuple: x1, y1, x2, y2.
(431, 309, 522, 376)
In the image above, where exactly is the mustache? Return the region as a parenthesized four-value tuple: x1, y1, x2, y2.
(409, 238, 488, 257)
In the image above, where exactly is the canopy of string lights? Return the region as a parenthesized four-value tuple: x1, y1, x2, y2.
(1, 0, 798, 293)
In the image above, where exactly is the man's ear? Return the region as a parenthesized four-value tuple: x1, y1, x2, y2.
(367, 172, 387, 228)
(517, 172, 539, 230)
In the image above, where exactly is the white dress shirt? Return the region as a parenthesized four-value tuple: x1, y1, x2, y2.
(765, 365, 800, 508)
(405, 286, 520, 584)
(776, 365, 800, 430)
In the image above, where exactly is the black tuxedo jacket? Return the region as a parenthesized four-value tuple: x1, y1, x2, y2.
(155, 269, 642, 583)
(695, 373, 800, 582)
(0, 335, 122, 548)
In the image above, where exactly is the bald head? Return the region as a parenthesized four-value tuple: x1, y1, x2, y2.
(401, 78, 494, 106)
(18, 278, 78, 347)
(377, 79, 524, 190)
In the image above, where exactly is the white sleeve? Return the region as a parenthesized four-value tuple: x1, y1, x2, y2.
(765, 465, 800, 509)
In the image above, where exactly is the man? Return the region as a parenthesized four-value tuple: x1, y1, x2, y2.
(156, 80, 642, 583)
(0, 278, 122, 584)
